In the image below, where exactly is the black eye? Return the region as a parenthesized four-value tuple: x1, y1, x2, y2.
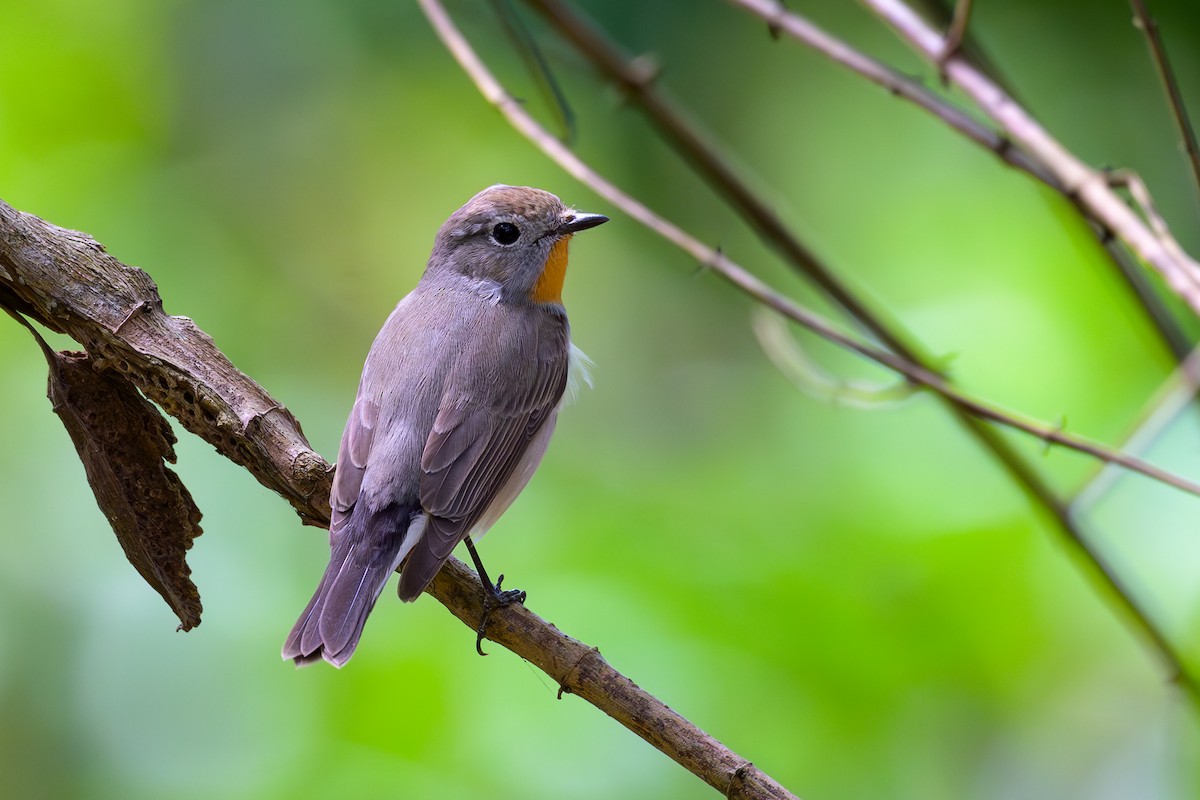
(491, 222, 520, 245)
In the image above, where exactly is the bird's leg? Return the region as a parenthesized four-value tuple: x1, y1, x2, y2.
(462, 536, 526, 656)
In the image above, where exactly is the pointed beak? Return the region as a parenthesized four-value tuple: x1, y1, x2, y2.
(561, 211, 609, 233)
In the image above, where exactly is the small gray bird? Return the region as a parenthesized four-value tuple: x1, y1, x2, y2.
(283, 185, 607, 667)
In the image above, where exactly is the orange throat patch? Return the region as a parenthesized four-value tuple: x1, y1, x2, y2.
(530, 235, 573, 305)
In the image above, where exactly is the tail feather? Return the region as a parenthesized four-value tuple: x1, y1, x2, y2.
(396, 516, 460, 602)
(283, 505, 423, 668)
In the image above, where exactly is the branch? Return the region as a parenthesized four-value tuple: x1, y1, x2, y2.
(937, 0, 973, 67)
(860, 0, 1200, 314)
(409, 0, 1200, 494)
(1073, 342, 1200, 513)
(726, 0, 1194, 361)
(728, 0, 1051, 185)
(0, 203, 331, 526)
(418, 0, 1200, 708)
(1129, 0, 1200, 204)
(0, 199, 800, 798)
(514, 0, 1196, 489)
(429, 559, 796, 800)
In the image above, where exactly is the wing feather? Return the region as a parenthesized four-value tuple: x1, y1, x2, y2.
(395, 320, 569, 599)
(329, 396, 378, 534)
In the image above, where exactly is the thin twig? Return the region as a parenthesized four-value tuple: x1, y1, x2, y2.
(1109, 168, 1197, 270)
(417, 0, 1200, 707)
(915, 0, 1018, 97)
(517, 0, 1200, 704)
(861, 0, 1200, 313)
(727, 0, 1052, 184)
(518, 0, 1073, 537)
(938, 0, 973, 71)
(489, 0, 576, 142)
(1072, 342, 1200, 513)
(728, 0, 1194, 361)
(762, 0, 1200, 508)
(1129, 0, 1200, 205)
(524, 0, 925, 360)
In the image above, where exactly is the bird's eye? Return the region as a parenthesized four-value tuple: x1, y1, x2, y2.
(491, 222, 520, 245)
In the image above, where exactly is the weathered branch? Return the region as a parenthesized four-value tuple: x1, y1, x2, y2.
(0, 198, 799, 799)
(418, 0, 1200, 708)
(0, 202, 331, 525)
(430, 558, 796, 800)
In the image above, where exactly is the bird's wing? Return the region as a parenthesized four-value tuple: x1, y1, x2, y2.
(396, 331, 569, 598)
(328, 393, 379, 537)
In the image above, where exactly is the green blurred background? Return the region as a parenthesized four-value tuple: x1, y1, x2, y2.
(2, 0, 1200, 797)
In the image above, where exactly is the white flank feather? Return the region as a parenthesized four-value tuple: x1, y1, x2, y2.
(565, 342, 594, 404)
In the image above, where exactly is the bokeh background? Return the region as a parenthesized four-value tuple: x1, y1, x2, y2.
(2, 1, 1200, 797)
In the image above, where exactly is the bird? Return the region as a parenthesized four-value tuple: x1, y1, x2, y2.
(282, 185, 608, 667)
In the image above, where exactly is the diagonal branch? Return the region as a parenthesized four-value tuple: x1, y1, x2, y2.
(515, 0, 1092, 561)
(727, 0, 1051, 185)
(423, 0, 1200, 497)
(1073, 342, 1200, 512)
(0, 198, 799, 799)
(418, 0, 1200, 709)
(0, 203, 332, 526)
(727, 0, 1194, 361)
(861, 0, 1200, 314)
(1129, 0, 1200, 205)
(429, 558, 796, 800)
(938, 0, 974, 67)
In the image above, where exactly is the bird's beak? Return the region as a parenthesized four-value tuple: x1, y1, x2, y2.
(562, 212, 609, 233)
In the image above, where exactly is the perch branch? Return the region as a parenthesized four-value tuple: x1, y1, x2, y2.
(418, 0, 1200, 707)
(429, 558, 796, 800)
(0, 199, 799, 798)
(0, 203, 331, 525)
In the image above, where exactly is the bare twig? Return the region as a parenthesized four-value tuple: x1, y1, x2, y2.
(517, 0, 1088, 554)
(727, 0, 1051, 184)
(1129, 0, 1200, 204)
(861, 0, 1200, 313)
(915, 0, 1018, 96)
(938, 0, 973, 70)
(516, 0, 1196, 500)
(728, 0, 1194, 361)
(1072, 342, 1200, 513)
(0, 207, 798, 798)
(0, 203, 332, 526)
(1109, 168, 1197, 271)
(489, 0, 576, 142)
(418, 0, 1200, 707)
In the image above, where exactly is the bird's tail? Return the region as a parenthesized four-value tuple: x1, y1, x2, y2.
(282, 507, 422, 668)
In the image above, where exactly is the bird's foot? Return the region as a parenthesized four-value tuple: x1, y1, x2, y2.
(475, 573, 526, 656)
